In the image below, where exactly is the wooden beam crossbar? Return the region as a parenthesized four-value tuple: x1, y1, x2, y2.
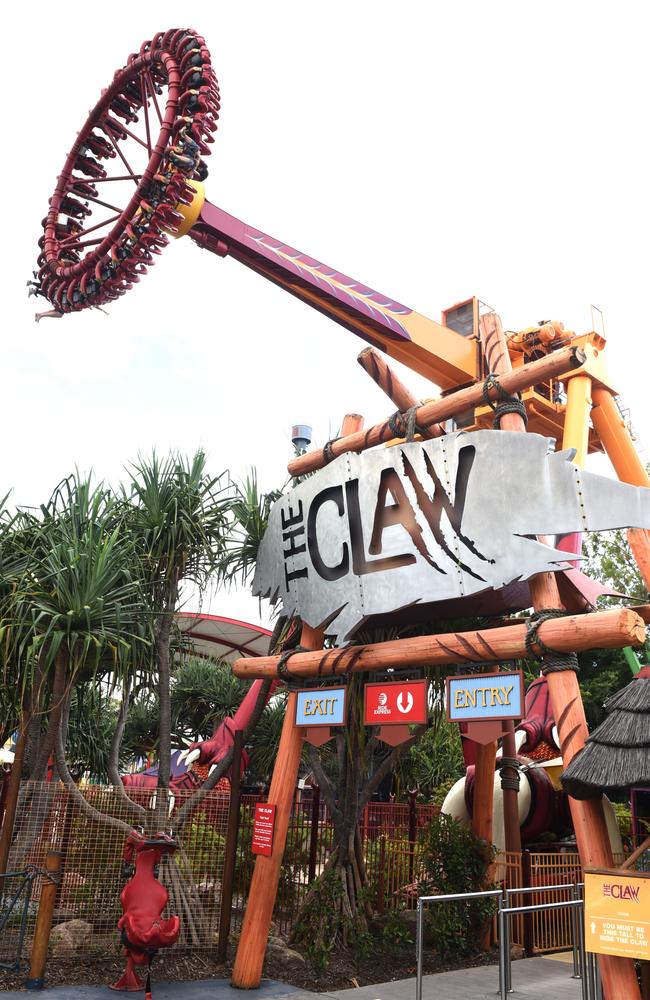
(288, 345, 587, 476)
(232, 607, 646, 681)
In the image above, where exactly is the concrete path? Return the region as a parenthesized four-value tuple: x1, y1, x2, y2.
(0, 958, 583, 999)
(0, 978, 323, 999)
(331, 957, 582, 1000)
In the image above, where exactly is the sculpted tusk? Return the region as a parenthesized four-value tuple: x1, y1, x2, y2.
(551, 724, 561, 750)
(515, 730, 527, 752)
(185, 748, 201, 766)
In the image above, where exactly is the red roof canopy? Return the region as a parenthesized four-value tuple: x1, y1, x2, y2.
(175, 612, 271, 662)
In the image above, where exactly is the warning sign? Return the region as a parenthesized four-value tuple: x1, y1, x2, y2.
(584, 869, 650, 961)
(251, 803, 276, 857)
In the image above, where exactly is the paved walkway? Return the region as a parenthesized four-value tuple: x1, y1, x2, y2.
(0, 958, 582, 999)
(331, 957, 582, 1000)
(0, 978, 318, 999)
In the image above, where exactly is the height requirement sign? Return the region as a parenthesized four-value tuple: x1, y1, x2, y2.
(584, 869, 650, 961)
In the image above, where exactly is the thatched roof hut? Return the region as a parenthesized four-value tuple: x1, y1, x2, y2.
(561, 666, 650, 800)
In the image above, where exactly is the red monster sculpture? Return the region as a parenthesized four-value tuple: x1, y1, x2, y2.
(111, 830, 180, 992)
(121, 678, 279, 796)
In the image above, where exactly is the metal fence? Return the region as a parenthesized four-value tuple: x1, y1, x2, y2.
(0, 779, 640, 968)
(1, 781, 231, 965)
(1, 782, 438, 962)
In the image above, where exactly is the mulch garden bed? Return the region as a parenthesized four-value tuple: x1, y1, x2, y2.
(0, 945, 498, 993)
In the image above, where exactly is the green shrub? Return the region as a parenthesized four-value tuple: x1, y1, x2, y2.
(612, 801, 632, 839)
(418, 812, 496, 956)
(380, 906, 413, 950)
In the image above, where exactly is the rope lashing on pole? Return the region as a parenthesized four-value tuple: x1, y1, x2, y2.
(322, 439, 340, 465)
(388, 404, 427, 441)
(525, 609, 580, 673)
(482, 372, 528, 428)
(276, 646, 309, 682)
(498, 757, 522, 791)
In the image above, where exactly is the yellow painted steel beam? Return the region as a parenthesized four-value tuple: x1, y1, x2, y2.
(562, 375, 592, 467)
(591, 388, 650, 487)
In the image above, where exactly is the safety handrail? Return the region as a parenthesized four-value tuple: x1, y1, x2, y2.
(415, 889, 504, 1000)
(498, 898, 587, 1000)
(415, 887, 593, 1000)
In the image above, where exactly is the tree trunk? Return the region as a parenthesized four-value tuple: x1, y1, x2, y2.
(154, 581, 178, 829)
(291, 823, 370, 962)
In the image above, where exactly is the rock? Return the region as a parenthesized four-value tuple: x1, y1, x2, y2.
(265, 935, 306, 967)
(510, 943, 526, 960)
(50, 919, 93, 957)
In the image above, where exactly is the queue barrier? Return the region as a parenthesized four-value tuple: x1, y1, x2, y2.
(498, 898, 586, 1000)
(415, 889, 504, 1000)
(504, 882, 581, 981)
(0, 868, 36, 971)
(415, 886, 606, 1000)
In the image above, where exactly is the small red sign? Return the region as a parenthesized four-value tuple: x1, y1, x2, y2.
(252, 803, 276, 857)
(364, 679, 428, 726)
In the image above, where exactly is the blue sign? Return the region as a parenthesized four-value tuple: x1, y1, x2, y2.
(295, 687, 346, 727)
(446, 671, 524, 723)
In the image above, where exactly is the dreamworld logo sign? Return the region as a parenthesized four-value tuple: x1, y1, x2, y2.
(603, 883, 640, 902)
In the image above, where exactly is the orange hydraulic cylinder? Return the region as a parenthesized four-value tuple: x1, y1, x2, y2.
(591, 387, 650, 593)
(590, 387, 650, 488)
(562, 375, 592, 468)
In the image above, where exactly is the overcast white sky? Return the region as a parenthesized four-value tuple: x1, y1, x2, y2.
(4, 2, 649, 629)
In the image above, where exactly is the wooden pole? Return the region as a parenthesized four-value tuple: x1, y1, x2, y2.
(216, 729, 244, 964)
(233, 607, 645, 681)
(476, 313, 523, 857)
(288, 345, 587, 476)
(232, 412, 360, 990)
(231, 625, 323, 988)
(538, 382, 641, 1000)
(356, 348, 444, 438)
(25, 849, 62, 990)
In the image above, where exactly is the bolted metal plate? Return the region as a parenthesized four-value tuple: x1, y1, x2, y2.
(253, 431, 650, 644)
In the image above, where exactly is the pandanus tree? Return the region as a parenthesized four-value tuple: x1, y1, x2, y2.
(0, 472, 153, 873)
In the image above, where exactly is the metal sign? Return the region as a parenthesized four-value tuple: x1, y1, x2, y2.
(584, 869, 650, 961)
(446, 671, 524, 723)
(253, 431, 650, 644)
(251, 803, 276, 857)
(364, 680, 428, 726)
(295, 687, 346, 727)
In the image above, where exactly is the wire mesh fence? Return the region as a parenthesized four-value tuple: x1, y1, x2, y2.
(2, 781, 231, 964)
(2, 778, 635, 967)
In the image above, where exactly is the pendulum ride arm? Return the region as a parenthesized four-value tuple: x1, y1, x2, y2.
(178, 183, 477, 390)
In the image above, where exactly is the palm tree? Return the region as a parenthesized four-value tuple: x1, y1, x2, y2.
(171, 655, 249, 743)
(122, 451, 230, 824)
(0, 473, 152, 840)
(221, 470, 284, 587)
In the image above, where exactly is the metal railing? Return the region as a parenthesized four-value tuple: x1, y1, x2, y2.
(0, 868, 37, 971)
(416, 888, 604, 1000)
(499, 898, 586, 1000)
(504, 882, 581, 979)
(415, 889, 504, 1000)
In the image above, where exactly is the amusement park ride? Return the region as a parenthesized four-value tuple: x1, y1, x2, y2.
(31, 27, 650, 1000)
